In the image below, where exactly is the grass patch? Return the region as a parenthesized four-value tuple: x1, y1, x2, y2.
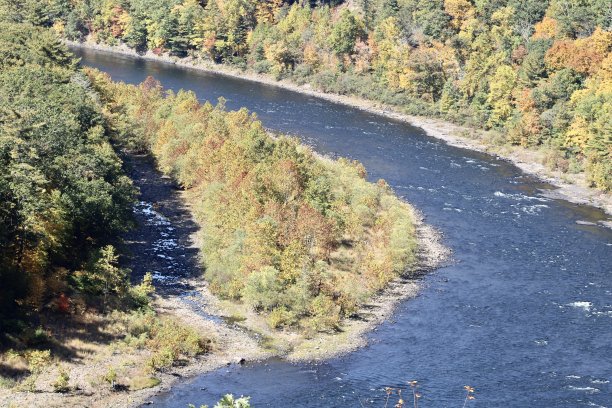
(0, 375, 16, 389)
(129, 374, 161, 391)
(224, 314, 247, 324)
(120, 311, 212, 372)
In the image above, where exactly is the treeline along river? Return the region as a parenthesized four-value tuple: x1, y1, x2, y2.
(73, 47, 612, 408)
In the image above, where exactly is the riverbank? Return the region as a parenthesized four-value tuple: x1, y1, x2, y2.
(120, 209, 446, 407)
(0, 299, 271, 408)
(189, 202, 448, 363)
(67, 40, 612, 218)
(0, 145, 447, 408)
(122, 200, 448, 408)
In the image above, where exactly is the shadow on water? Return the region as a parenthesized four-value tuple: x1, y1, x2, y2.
(118, 153, 218, 322)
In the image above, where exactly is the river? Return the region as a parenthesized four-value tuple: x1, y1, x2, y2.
(73, 47, 611, 408)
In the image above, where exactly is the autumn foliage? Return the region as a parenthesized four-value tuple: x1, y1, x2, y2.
(88, 71, 417, 332)
(23, 0, 609, 191)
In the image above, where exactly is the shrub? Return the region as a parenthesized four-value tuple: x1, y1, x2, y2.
(189, 394, 251, 408)
(266, 307, 296, 328)
(52, 366, 70, 393)
(146, 347, 175, 372)
(305, 295, 341, 333)
(253, 60, 271, 74)
(214, 395, 251, 408)
(129, 375, 161, 391)
(311, 71, 338, 92)
(71, 245, 131, 311)
(123, 311, 209, 372)
(242, 267, 282, 311)
(0, 376, 16, 389)
(146, 318, 206, 358)
(102, 366, 117, 389)
(25, 350, 51, 375)
(291, 64, 314, 84)
(129, 272, 155, 310)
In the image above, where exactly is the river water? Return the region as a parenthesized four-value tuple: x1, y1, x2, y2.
(74, 48, 611, 408)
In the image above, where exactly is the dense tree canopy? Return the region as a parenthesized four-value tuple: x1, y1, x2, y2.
(0, 17, 136, 327)
(37, 0, 611, 191)
(2, 0, 608, 333)
(0, 1, 421, 336)
(89, 71, 417, 331)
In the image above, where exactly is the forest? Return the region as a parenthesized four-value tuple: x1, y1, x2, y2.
(1, 0, 419, 373)
(0, 19, 137, 328)
(0, 18, 415, 401)
(11, 0, 611, 191)
(1, 0, 610, 405)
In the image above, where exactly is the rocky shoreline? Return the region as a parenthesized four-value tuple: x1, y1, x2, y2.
(67, 39, 612, 218)
(0, 147, 447, 408)
(126, 201, 449, 407)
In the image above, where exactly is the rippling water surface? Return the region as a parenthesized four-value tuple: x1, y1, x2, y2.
(74, 48, 612, 407)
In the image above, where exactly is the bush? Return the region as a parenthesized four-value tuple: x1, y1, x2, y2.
(146, 347, 175, 372)
(123, 311, 210, 372)
(129, 272, 155, 310)
(291, 64, 313, 85)
(70, 245, 131, 311)
(229, 56, 247, 70)
(0, 376, 16, 389)
(188, 394, 251, 408)
(253, 60, 271, 74)
(129, 375, 161, 390)
(242, 267, 282, 311)
(146, 318, 207, 358)
(52, 366, 70, 393)
(25, 350, 51, 375)
(266, 307, 296, 328)
(305, 295, 341, 333)
(311, 71, 338, 92)
(102, 366, 118, 389)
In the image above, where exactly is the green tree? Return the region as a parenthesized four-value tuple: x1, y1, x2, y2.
(88, 245, 130, 310)
(487, 64, 517, 127)
(0, 21, 136, 323)
(328, 9, 363, 56)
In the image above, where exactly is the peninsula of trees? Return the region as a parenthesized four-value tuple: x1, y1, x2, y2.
(90, 70, 417, 332)
(12, 0, 611, 191)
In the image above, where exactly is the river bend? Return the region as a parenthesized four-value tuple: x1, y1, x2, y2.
(74, 48, 611, 408)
